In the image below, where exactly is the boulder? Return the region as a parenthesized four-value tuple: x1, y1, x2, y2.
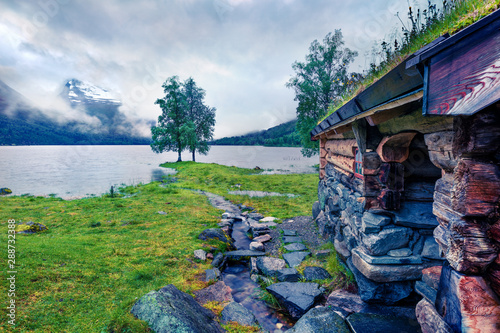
(131, 284, 224, 333)
(198, 228, 235, 249)
(253, 234, 271, 243)
(16, 221, 48, 234)
(220, 302, 257, 326)
(347, 313, 423, 333)
(416, 299, 453, 333)
(283, 251, 311, 268)
(287, 306, 350, 333)
(205, 268, 220, 283)
(256, 257, 287, 277)
(277, 268, 301, 282)
(361, 226, 412, 256)
(211, 253, 225, 269)
(303, 267, 332, 281)
(326, 289, 366, 315)
(194, 249, 207, 261)
(249, 241, 265, 252)
(347, 258, 413, 304)
(284, 243, 308, 252)
(266, 282, 323, 320)
(0, 188, 12, 195)
(193, 281, 233, 305)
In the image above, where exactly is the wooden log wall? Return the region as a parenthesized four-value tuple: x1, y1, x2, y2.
(322, 138, 357, 177)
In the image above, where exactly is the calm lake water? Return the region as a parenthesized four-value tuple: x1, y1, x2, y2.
(0, 145, 316, 199)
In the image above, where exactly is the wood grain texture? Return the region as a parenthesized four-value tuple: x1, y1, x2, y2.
(324, 139, 357, 157)
(453, 159, 500, 218)
(376, 132, 417, 163)
(325, 153, 355, 174)
(426, 25, 500, 115)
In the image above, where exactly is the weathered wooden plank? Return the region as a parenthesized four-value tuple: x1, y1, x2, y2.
(319, 138, 326, 148)
(378, 163, 404, 191)
(486, 254, 500, 297)
(434, 190, 453, 209)
(320, 158, 327, 169)
(426, 23, 500, 116)
(453, 107, 500, 156)
(453, 159, 500, 218)
(433, 201, 464, 226)
(319, 168, 326, 179)
(364, 175, 383, 197)
(324, 139, 357, 157)
(435, 173, 454, 196)
(377, 189, 401, 210)
(320, 147, 327, 158)
(428, 150, 458, 172)
(424, 131, 454, 151)
(325, 153, 355, 174)
(376, 132, 417, 163)
(378, 109, 454, 135)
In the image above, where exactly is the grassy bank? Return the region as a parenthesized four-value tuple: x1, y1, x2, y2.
(0, 162, 318, 332)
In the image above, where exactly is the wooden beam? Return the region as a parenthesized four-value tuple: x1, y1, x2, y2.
(325, 153, 355, 174)
(376, 132, 417, 163)
(324, 139, 357, 157)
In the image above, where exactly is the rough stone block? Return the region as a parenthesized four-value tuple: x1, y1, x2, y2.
(266, 282, 323, 320)
(393, 201, 438, 229)
(347, 312, 422, 333)
(256, 257, 287, 277)
(277, 268, 301, 282)
(416, 299, 453, 333)
(415, 280, 437, 304)
(287, 306, 350, 333)
(361, 226, 412, 256)
(284, 243, 308, 252)
(283, 251, 311, 268)
(387, 248, 412, 257)
(352, 248, 440, 283)
(353, 247, 422, 265)
(421, 237, 443, 260)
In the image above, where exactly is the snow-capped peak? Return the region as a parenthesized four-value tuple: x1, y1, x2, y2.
(65, 79, 121, 105)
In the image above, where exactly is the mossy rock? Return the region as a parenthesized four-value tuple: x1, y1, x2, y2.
(0, 188, 12, 195)
(16, 222, 48, 234)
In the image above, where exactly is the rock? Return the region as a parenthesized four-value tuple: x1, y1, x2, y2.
(315, 249, 332, 259)
(211, 253, 225, 269)
(362, 212, 391, 227)
(393, 201, 438, 229)
(221, 302, 257, 326)
(312, 201, 321, 220)
(415, 280, 437, 304)
(283, 251, 311, 268)
(130, 284, 224, 333)
(335, 239, 351, 259)
(249, 241, 265, 252)
(361, 226, 412, 256)
(287, 306, 350, 333)
(247, 212, 264, 220)
(250, 257, 258, 274)
(253, 234, 271, 243)
(277, 268, 301, 282)
(435, 265, 500, 333)
(352, 249, 439, 282)
(347, 313, 423, 333)
(283, 236, 303, 244)
(256, 257, 287, 277)
(251, 227, 271, 238)
(326, 289, 366, 314)
(194, 249, 207, 261)
(222, 212, 234, 219)
(157, 211, 167, 215)
(421, 237, 443, 260)
(284, 243, 308, 252)
(347, 258, 413, 304)
(266, 282, 323, 320)
(260, 217, 277, 222)
(422, 266, 442, 290)
(0, 188, 12, 195)
(16, 222, 48, 234)
(205, 268, 220, 283)
(353, 247, 422, 265)
(282, 229, 297, 236)
(193, 281, 233, 305)
(224, 250, 266, 260)
(218, 219, 233, 228)
(198, 228, 235, 249)
(303, 267, 332, 281)
(387, 248, 412, 257)
(416, 299, 453, 333)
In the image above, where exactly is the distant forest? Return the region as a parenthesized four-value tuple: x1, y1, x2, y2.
(211, 119, 301, 147)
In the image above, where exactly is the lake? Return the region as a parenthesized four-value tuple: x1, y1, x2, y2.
(0, 145, 317, 199)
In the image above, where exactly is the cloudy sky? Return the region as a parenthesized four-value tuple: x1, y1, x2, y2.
(0, 0, 427, 138)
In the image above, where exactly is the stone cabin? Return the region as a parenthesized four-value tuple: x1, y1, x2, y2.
(310, 10, 500, 332)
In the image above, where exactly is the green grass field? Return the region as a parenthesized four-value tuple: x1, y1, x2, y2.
(0, 162, 318, 332)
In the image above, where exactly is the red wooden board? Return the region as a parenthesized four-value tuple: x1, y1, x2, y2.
(426, 22, 500, 115)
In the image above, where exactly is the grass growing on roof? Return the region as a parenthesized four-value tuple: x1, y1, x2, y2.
(0, 162, 318, 332)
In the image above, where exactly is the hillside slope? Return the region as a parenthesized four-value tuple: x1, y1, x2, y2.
(211, 119, 301, 147)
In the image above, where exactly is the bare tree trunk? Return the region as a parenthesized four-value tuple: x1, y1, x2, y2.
(177, 150, 182, 162)
(192, 150, 196, 162)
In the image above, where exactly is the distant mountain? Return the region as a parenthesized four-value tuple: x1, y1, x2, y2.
(211, 119, 301, 147)
(0, 79, 151, 145)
